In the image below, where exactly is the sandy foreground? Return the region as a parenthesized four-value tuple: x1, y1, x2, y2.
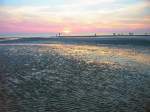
(0, 44, 150, 112)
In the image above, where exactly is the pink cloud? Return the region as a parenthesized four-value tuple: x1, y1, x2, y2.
(0, 18, 149, 34)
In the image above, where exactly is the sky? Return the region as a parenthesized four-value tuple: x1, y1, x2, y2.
(0, 0, 150, 35)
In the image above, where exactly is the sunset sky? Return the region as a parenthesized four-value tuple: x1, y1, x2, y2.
(0, 0, 150, 35)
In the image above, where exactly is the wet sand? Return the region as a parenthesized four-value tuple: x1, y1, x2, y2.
(0, 43, 150, 112)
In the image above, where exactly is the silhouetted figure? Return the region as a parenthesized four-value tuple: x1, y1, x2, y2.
(58, 33, 62, 37)
(129, 32, 134, 36)
(145, 33, 148, 36)
(113, 33, 116, 36)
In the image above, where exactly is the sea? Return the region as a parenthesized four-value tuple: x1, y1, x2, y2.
(0, 36, 150, 112)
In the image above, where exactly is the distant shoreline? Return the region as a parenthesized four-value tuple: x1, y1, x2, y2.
(0, 34, 150, 39)
(57, 35, 150, 38)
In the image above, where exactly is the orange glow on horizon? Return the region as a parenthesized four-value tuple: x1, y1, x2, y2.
(62, 28, 71, 34)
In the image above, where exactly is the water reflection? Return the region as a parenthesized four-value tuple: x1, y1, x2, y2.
(0, 44, 150, 112)
(44, 44, 150, 65)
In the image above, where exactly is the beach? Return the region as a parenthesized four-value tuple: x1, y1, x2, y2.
(0, 37, 150, 112)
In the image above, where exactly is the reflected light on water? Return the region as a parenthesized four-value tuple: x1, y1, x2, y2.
(43, 44, 150, 65)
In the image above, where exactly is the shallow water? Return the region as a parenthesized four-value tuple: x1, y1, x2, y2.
(0, 43, 150, 112)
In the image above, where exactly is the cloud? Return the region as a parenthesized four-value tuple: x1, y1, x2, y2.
(0, 0, 149, 34)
